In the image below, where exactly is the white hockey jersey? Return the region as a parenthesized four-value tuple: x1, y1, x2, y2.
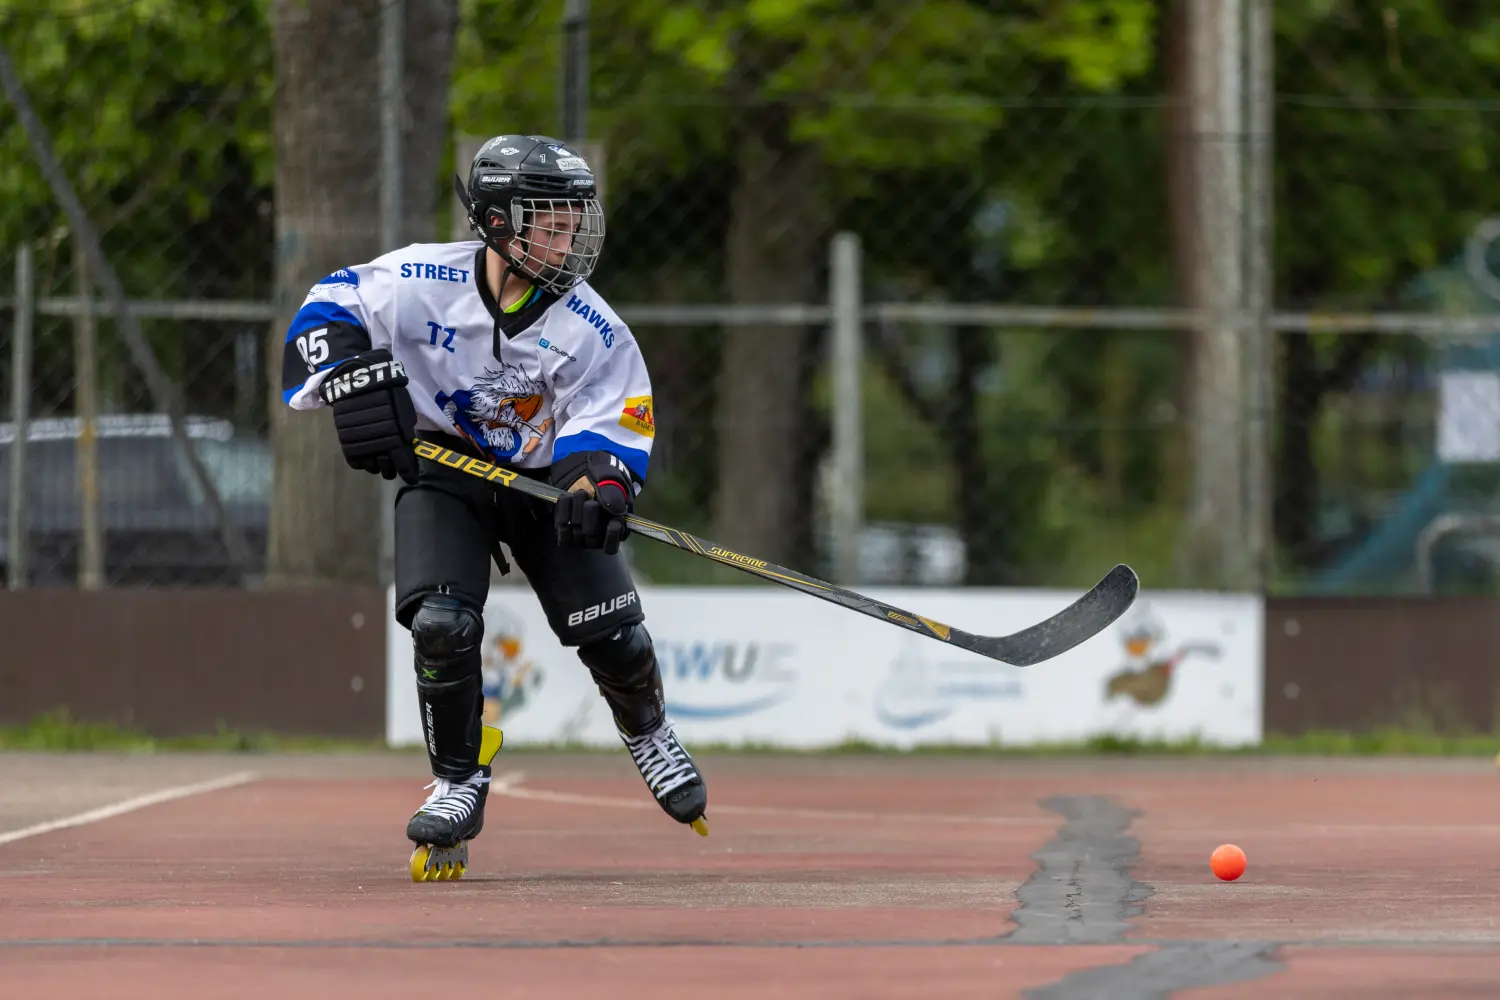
(280, 241, 655, 483)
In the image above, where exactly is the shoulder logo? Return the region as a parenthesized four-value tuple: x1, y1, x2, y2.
(619, 395, 655, 438)
(317, 268, 359, 288)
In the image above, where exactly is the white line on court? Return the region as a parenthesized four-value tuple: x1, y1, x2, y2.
(0, 771, 258, 847)
(489, 771, 1050, 826)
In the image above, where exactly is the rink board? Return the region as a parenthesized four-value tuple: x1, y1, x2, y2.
(385, 585, 1263, 750)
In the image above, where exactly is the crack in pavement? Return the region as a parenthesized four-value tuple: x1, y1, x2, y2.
(1006, 795, 1153, 945)
(1025, 941, 1283, 1000)
(1008, 795, 1284, 999)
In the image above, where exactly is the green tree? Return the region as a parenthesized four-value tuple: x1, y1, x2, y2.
(1, 0, 274, 582)
(453, 0, 1155, 578)
(0, 0, 275, 377)
(1, 0, 461, 586)
(1270, 2, 1500, 579)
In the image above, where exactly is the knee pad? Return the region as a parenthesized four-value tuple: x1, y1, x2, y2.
(578, 622, 654, 684)
(411, 594, 484, 680)
(578, 623, 664, 736)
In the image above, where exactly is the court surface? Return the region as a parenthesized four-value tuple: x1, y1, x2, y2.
(3, 751, 1497, 998)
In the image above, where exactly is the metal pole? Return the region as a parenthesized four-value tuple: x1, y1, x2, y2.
(1179, 0, 1247, 590)
(379, 0, 405, 587)
(8, 244, 33, 590)
(234, 327, 257, 431)
(1243, 0, 1275, 593)
(74, 240, 103, 589)
(561, 0, 589, 143)
(1218, 0, 1247, 590)
(830, 232, 863, 585)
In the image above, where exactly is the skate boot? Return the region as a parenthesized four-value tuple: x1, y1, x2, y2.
(619, 715, 709, 836)
(407, 725, 503, 882)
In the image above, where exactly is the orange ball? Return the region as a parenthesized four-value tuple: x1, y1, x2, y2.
(1210, 843, 1246, 881)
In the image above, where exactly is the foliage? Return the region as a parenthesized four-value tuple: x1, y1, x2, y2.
(0, 0, 274, 294)
(451, 0, 1160, 584)
(1266, 3, 1500, 586)
(452, 0, 1155, 287)
(7, 1, 1500, 589)
(0, 0, 275, 434)
(1275, 1, 1500, 306)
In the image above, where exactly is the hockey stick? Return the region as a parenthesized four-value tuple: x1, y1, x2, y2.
(412, 439, 1139, 666)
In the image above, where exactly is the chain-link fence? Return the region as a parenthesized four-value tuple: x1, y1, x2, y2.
(0, 0, 274, 588)
(5, 0, 1500, 595)
(1268, 3, 1500, 597)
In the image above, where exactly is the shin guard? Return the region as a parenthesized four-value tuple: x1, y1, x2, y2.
(577, 623, 665, 737)
(410, 594, 485, 780)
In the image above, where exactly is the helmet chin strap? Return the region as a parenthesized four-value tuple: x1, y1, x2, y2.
(498, 242, 537, 299)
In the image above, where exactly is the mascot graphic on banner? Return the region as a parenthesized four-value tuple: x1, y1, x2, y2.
(436, 362, 551, 460)
(480, 605, 544, 725)
(1104, 604, 1222, 709)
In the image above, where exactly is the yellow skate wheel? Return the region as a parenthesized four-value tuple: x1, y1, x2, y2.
(409, 845, 434, 883)
(410, 842, 471, 882)
(691, 817, 709, 837)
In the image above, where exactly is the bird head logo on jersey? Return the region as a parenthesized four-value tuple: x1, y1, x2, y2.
(436, 362, 552, 460)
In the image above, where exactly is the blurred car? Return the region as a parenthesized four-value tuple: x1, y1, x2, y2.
(0, 414, 270, 586)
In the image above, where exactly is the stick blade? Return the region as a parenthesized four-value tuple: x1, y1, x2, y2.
(962, 564, 1140, 666)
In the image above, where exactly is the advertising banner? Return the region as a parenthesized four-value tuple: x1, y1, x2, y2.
(386, 585, 1262, 749)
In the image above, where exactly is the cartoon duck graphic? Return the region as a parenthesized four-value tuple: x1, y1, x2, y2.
(480, 606, 543, 725)
(1104, 605, 1221, 708)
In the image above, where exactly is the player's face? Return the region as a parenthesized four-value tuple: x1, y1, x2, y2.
(514, 207, 581, 270)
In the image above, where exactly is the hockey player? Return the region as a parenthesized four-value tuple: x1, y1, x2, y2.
(280, 135, 708, 881)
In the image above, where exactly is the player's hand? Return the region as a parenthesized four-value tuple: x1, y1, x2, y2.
(318, 348, 420, 485)
(549, 451, 635, 555)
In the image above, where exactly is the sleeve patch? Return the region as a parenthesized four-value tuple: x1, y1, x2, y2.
(618, 395, 655, 438)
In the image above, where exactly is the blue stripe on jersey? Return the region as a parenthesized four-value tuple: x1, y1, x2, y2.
(285, 301, 365, 342)
(281, 360, 343, 404)
(552, 430, 650, 482)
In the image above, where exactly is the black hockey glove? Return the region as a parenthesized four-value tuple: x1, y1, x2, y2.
(317, 348, 419, 485)
(549, 451, 636, 555)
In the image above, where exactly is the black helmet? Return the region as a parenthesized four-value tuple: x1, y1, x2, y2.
(455, 134, 605, 295)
